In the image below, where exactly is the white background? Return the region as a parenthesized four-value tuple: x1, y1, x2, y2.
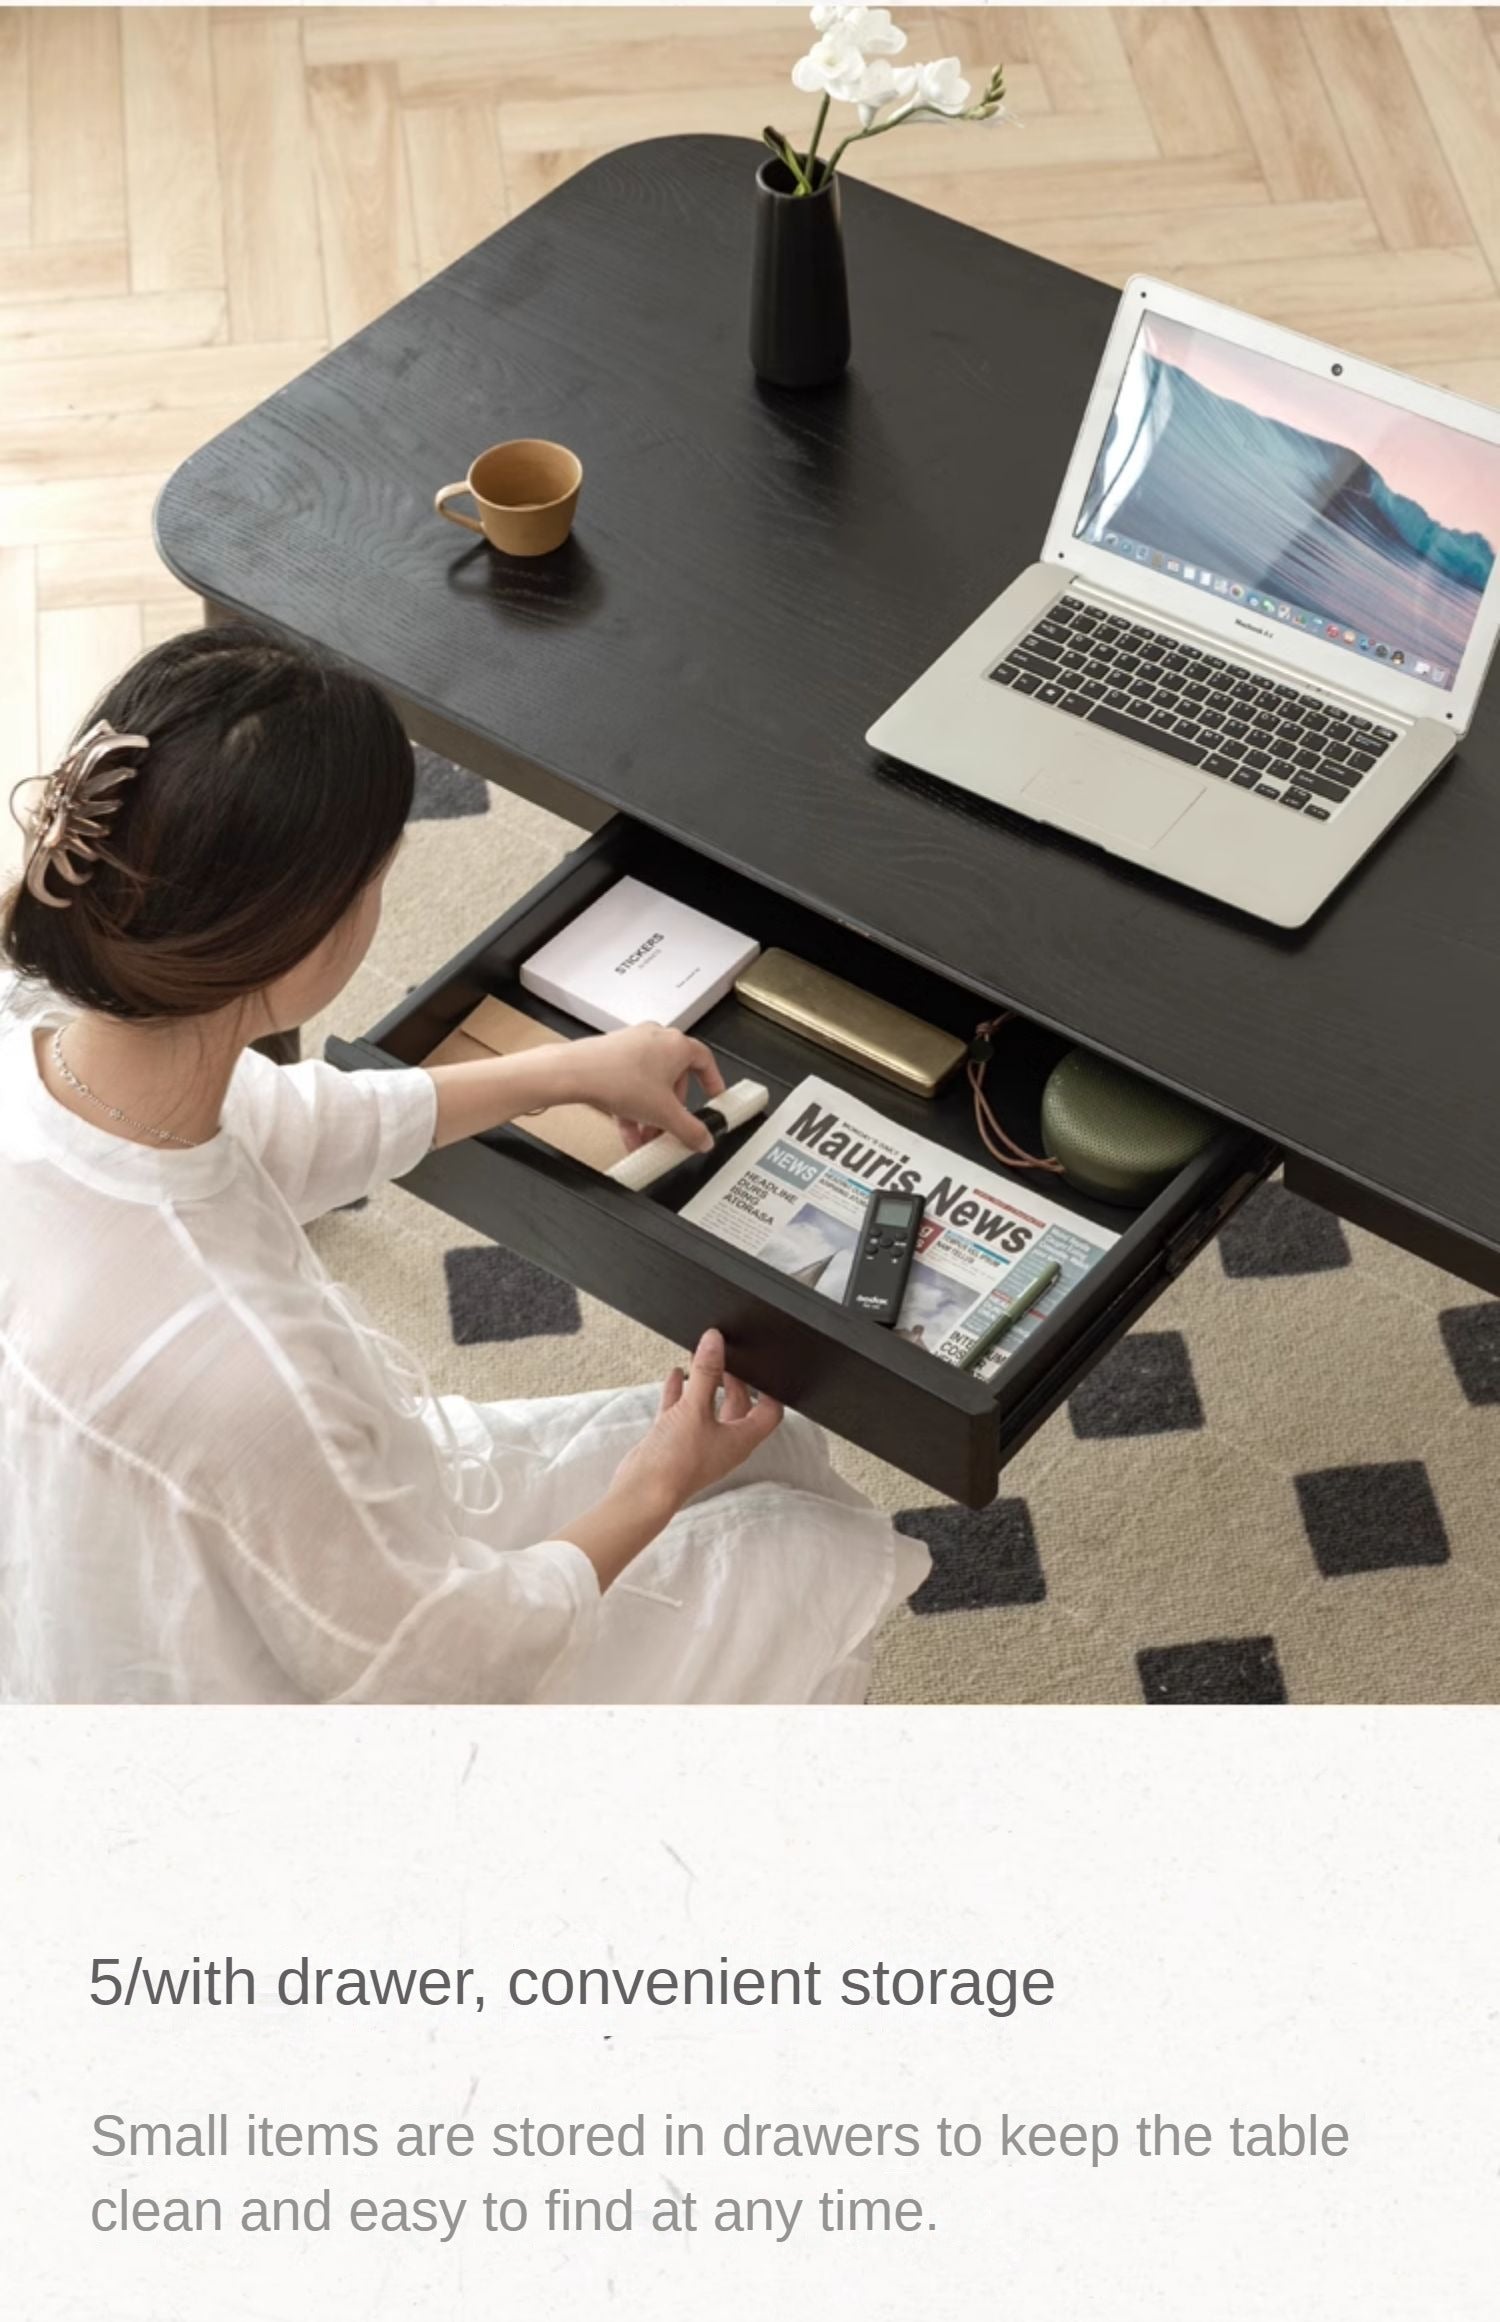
(1, 1708, 1495, 2320)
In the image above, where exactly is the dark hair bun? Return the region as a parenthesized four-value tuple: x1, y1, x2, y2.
(3, 624, 413, 1021)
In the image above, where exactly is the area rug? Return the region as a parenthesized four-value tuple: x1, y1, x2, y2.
(307, 754, 1500, 1704)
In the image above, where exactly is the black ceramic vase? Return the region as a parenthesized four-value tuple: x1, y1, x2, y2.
(749, 155, 851, 389)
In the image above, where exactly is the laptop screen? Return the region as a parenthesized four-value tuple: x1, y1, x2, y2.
(1074, 311, 1500, 694)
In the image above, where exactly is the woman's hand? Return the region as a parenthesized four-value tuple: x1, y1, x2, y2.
(613, 1330, 784, 1514)
(566, 1023, 726, 1154)
(426, 1020, 725, 1153)
(557, 1332, 784, 1589)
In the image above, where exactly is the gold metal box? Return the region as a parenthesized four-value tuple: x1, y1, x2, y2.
(734, 949, 967, 1098)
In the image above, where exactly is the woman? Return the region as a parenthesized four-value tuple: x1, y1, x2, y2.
(0, 626, 927, 1704)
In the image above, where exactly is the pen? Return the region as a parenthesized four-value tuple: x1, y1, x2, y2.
(960, 1260, 1063, 1374)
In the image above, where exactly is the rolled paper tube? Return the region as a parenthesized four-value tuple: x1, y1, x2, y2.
(606, 1081, 770, 1192)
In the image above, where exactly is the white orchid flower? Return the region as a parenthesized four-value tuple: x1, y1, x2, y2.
(771, 10, 1006, 196)
(855, 59, 918, 126)
(792, 33, 875, 102)
(807, 4, 908, 50)
(907, 56, 972, 114)
(842, 8, 908, 58)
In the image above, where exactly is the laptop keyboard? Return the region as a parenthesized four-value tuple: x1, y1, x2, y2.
(990, 596, 1399, 820)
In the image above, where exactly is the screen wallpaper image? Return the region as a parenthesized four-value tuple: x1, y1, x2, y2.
(1075, 314, 1500, 690)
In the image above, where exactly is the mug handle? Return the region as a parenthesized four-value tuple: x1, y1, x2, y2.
(434, 482, 484, 534)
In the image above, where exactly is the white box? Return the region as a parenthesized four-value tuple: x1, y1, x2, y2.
(518, 876, 760, 1033)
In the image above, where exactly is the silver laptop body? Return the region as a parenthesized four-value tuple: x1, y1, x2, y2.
(868, 278, 1500, 929)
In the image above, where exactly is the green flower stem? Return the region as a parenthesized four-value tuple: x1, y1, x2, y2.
(762, 124, 813, 193)
(823, 105, 921, 181)
(819, 64, 1007, 184)
(803, 93, 831, 181)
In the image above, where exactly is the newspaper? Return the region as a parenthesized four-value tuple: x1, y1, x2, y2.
(680, 1076, 1119, 1378)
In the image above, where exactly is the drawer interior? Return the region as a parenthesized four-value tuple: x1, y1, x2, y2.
(341, 818, 1271, 1502)
(376, 825, 1149, 1248)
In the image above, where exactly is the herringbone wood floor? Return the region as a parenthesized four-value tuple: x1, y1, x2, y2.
(5, 4, 1500, 880)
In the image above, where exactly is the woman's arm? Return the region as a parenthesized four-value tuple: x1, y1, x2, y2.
(206, 1332, 778, 1701)
(228, 1023, 729, 1222)
(556, 1332, 784, 1589)
(425, 1039, 592, 1145)
(554, 1471, 677, 1592)
(426, 1022, 726, 1154)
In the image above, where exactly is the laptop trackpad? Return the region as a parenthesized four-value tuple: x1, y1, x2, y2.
(1023, 761, 1198, 850)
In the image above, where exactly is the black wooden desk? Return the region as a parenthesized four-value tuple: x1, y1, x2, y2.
(156, 135, 1500, 1294)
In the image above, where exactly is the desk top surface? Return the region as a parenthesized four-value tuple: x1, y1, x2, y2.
(156, 134, 1498, 1265)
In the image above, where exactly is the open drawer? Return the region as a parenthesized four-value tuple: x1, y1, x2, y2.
(328, 819, 1276, 1505)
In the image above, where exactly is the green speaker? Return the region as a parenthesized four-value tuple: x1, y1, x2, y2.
(1041, 1047, 1217, 1210)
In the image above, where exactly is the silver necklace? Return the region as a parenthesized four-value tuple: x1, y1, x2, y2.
(51, 1025, 199, 1149)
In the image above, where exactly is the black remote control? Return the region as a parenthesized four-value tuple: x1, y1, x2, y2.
(845, 1188, 924, 1327)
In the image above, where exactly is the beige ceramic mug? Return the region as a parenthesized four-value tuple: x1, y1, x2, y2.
(434, 439, 582, 557)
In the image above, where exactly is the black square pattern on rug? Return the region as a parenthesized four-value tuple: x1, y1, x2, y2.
(1293, 1461, 1450, 1578)
(894, 1501, 1045, 1615)
(1438, 1304, 1500, 1407)
(410, 748, 491, 821)
(1137, 1635, 1288, 1704)
(444, 1245, 581, 1345)
(1068, 1330, 1204, 1439)
(1216, 1179, 1351, 1278)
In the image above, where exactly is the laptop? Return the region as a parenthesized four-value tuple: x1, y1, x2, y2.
(867, 276, 1500, 927)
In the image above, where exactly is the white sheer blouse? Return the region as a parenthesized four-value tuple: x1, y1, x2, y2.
(0, 977, 605, 1704)
(0, 977, 922, 1705)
